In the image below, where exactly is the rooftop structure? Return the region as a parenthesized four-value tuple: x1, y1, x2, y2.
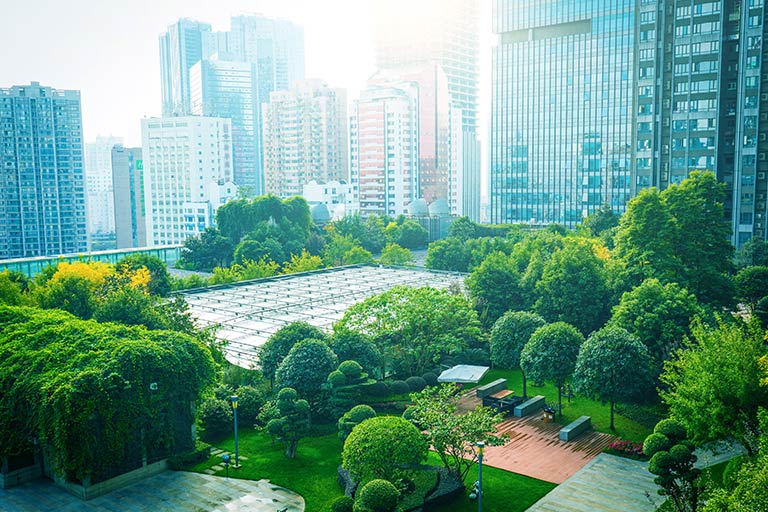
(181, 265, 466, 366)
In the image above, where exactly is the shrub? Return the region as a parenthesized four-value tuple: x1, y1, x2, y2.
(338, 404, 377, 443)
(198, 398, 233, 442)
(331, 496, 355, 512)
(405, 376, 427, 392)
(235, 385, 265, 424)
(328, 370, 348, 388)
(722, 455, 748, 490)
(167, 441, 212, 470)
(339, 360, 364, 380)
(389, 380, 409, 395)
(421, 372, 438, 387)
(365, 381, 390, 397)
(354, 479, 400, 512)
(642, 432, 671, 457)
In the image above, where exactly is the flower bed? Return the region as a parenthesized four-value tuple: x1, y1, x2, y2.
(604, 439, 648, 461)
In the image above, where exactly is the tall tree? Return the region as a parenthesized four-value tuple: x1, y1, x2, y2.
(573, 326, 653, 429)
(489, 311, 546, 399)
(275, 339, 339, 400)
(520, 322, 584, 416)
(178, 227, 233, 271)
(425, 238, 471, 272)
(734, 266, 768, 311)
(257, 322, 328, 387)
(466, 252, 527, 328)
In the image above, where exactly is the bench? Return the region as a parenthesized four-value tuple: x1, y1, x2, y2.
(559, 416, 591, 441)
(513, 395, 546, 417)
(482, 389, 523, 415)
(476, 378, 507, 398)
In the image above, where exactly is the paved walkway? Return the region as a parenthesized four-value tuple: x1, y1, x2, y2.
(526, 453, 664, 512)
(0, 471, 304, 512)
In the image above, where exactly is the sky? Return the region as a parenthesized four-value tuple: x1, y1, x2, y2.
(0, 0, 492, 153)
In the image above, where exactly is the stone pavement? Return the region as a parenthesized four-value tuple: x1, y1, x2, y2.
(525, 453, 664, 512)
(0, 471, 304, 512)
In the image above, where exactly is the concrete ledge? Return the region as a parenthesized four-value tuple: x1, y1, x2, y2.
(0, 463, 42, 489)
(476, 378, 507, 398)
(56, 459, 168, 500)
(514, 395, 546, 417)
(559, 416, 591, 441)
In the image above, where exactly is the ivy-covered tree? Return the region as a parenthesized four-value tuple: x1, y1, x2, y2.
(266, 387, 310, 459)
(573, 325, 653, 430)
(520, 322, 584, 416)
(489, 311, 546, 398)
(258, 321, 328, 387)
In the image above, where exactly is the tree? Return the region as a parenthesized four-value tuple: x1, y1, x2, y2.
(520, 322, 584, 416)
(734, 266, 768, 311)
(342, 416, 427, 482)
(266, 387, 310, 459)
(336, 286, 483, 377)
(466, 252, 528, 328)
(582, 204, 620, 237)
(609, 279, 702, 377)
(179, 227, 234, 271)
(425, 238, 471, 272)
(338, 404, 376, 443)
(533, 238, 611, 335)
(275, 339, 338, 400)
(323, 234, 359, 267)
(489, 311, 546, 399)
(573, 326, 653, 430)
(406, 383, 508, 480)
(0, 271, 26, 306)
(448, 216, 477, 241)
(198, 398, 234, 442)
(643, 419, 702, 512)
(282, 249, 324, 274)
(379, 243, 413, 266)
(344, 246, 375, 265)
(735, 237, 768, 268)
(258, 322, 328, 386)
(660, 319, 768, 455)
(393, 220, 428, 249)
(115, 254, 171, 297)
(329, 329, 381, 377)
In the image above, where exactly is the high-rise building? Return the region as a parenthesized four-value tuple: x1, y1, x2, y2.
(0, 82, 88, 259)
(374, 0, 480, 133)
(262, 79, 348, 198)
(111, 146, 147, 249)
(141, 116, 236, 246)
(85, 135, 123, 243)
(490, 0, 636, 226)
(159, 19, 213, 116)
(350, 80, 420, 217)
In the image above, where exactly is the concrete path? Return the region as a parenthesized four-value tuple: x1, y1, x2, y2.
(526, 453, 664, 512)
(0, 471, 304, 512)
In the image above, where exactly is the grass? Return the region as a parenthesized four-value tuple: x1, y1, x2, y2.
(189, 426, 557, 512)
(477, 368, 653, 442)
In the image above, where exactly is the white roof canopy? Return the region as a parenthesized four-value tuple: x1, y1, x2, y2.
(437, 365, 490, 384)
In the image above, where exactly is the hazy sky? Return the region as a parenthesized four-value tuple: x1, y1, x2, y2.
(0, 0, 491, 149)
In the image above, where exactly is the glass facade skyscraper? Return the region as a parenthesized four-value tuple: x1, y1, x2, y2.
(0, 82, 88, 259)
(491, 0, 636, 226)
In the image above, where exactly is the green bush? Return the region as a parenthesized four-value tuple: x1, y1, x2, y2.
(389, 380, 409, 395)
(354, 479, 400, 512)
(331, 495, 355, 512)
(235, 385, 265, 424)
(642, 432, 671, 457)
(328, 370, 348, 388)
(338, 404, 377, 443)
(421, 372, 438, 387)
(365, 381, 390, 397)
(723, 455, 748, 490)
(167, 441, 212, 470)
(199, 398, 233, 442)
(405, 376, 427, 392)
(339, 360, 364, 380)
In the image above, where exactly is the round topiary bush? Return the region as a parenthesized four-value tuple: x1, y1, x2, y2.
(389, 380, 409, 395)
(642, 432, 672, 457)
(405, 376, 426, 392)
(331, 495, 355, 512)
(354, 479, 400, 512)
(328, 370, 348, 388)
(366, 381, 390, 397)
(421, 372, 438, 387)
(339, 360, 364, 380)
(338, 404, 377, 443)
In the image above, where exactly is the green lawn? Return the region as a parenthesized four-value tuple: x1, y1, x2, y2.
(477, 369, 653, 442)
(189, 427, 556, 512)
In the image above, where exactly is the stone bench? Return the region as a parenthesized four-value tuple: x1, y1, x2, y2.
(513, 395, 546, 417)
(559, 416, 591, 441)
(476, 378, 507, 398)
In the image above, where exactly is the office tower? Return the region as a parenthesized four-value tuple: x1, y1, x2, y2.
(111, 146, 147, 249)
(374, 0, 480, 132)
(85, 135, 122, 243)
(159, 19, 213, 116)
(262, 79, 348, 198)
(141, 117, 236, 246)
(190, 59, 260, 193)
(350, 80, 419, 217)
(0, 82, 88, 259)
(490, 0, 636, 225)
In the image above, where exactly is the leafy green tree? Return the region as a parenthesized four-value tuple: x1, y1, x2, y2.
(466, 251, 528, 328)
(489, 311, 546, 399)
(338, 404, 376, 443)
(582, 204, 620, 237)
(35, 275, 96, 319)
(573, 326, 653, 429)
(198, 398, 234, 442)
(379, 243, 413, 266)
(329, 329, 381, 377)
(406, 383, 508, 480)
(643, 419, 702, 512)
(609, 279, 702, 377)
(425, 238, 471, 272)
(465, 236, 517, 272)
(336, 286, 483, 377)
(275, 339, 339, 400)
(0, 271, 26, 306)
(660, 320, 768, 455)
(533, 238, 611, 335)
(330, 214, 387, 253)
(216, 199, 255, 242)
(448, 216, 477, 241)
(234, 238, 285, 266)
(266, 387, 311, 459)
(282, 249, 324, 274)
(258, 322, 328, 386)
(178, 227, 234, 271)
(234, 385, 265, 424)
(323, 234, 359, 267)
(344, 246, 375, 265)
(353, 479, 400, 512)
(342, 416, 427, 482)
(734, 266, 768, 311)
(393, 219, 428, 249)
(115, 254, 171, 297)
(735, 237, 768, 269)
(521, 322, 584, 416)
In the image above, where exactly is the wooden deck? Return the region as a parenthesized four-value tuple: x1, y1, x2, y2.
(459, 392, 616, 484)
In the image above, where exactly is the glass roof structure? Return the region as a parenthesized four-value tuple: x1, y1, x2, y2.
(180, 265, 466, 367)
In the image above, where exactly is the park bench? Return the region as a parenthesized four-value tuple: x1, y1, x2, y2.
(482, 389, 523, 415)
(513, 395, 546, 417)
(559, 416, 591, 441)
(476, 378, 507, 398)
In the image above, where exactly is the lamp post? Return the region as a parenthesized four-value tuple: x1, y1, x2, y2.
(477, 441, 484, 512)
(231, 395, 240, 469)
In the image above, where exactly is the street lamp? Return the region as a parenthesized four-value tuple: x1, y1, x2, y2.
(477, 441, 485, 512)
(231, 395, 240, 469)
